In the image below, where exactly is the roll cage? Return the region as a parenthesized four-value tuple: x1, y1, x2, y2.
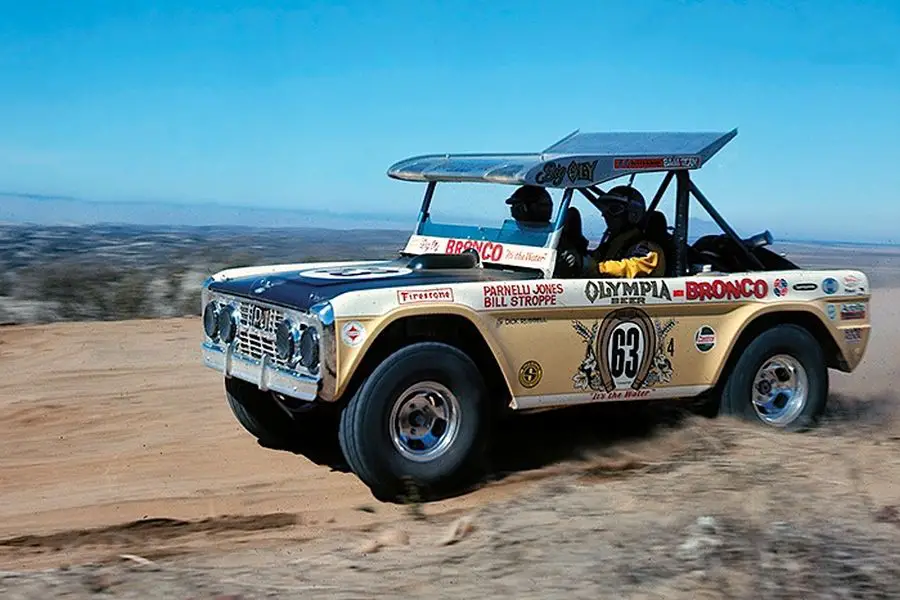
(389, 129, 795, 277)
(575, 169, 771, 276)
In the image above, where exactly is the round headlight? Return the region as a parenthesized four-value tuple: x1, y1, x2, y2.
(275, 319, 301, 362)
(298, 326, 320, 372)
(218, 305, 239, 343)
(203, 301, 220, 339)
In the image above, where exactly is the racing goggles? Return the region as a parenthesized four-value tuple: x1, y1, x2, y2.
(599, 199, 628, 218)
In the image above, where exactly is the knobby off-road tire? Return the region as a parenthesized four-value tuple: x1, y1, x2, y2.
(225, 377, 312, 448)
(338, 342, 488, 502)
(719, 324, 828, 432)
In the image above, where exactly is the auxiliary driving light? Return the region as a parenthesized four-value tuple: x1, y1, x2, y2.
(202, 301, 220, 339)
(298, 326, 320, 372)
(217, 304, 240, 344)
(275, 319, 302, 363)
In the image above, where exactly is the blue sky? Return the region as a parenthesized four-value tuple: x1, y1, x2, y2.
(1, 0, 898, 242)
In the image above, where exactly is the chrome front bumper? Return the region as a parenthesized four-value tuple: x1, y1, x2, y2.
(202, 341, 320, 401)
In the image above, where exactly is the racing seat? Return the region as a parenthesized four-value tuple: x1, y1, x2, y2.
(643, 210, 676, 277)
(552, 206, 590, 278)
(560, 206, 589, 255)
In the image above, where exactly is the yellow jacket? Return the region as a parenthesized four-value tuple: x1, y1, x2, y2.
(599, 250, 660, 278)
(594, 239, 666, 278)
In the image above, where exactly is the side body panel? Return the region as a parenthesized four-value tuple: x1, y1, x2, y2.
(328, 270, 871, 408)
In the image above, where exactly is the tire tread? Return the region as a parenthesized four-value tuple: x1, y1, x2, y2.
(719, 323, 828, 432)
(337, 341, 487, 500)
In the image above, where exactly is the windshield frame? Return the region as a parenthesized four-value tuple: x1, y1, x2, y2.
(412, 181, 572, 249)
(398, 182, 573, 277)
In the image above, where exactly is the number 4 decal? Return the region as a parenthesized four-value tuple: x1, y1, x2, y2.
(667, 337, 675, 356)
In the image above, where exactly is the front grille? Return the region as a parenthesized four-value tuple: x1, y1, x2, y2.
(235, 302, 290, 368)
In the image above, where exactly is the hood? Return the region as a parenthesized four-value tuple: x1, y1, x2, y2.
(207, 258, 538, 311)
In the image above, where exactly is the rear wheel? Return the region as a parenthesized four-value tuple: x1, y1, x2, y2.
(719, 324, 828, 431)
(338, 342, 488, 501)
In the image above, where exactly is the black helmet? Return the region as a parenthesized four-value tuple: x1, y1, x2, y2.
(599, 185, 646, 226)
(506, 185, 552, 223)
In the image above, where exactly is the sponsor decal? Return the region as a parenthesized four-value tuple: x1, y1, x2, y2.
(613, 156, 701, 170)
(694, 326, 717, 353)
(534, 161, 567, 186)
(404, 235, 551, 269)
(844, 328, 863, 345)
(414, 237, 442, 253)
(397, 287, 454, 305)
(445, 238, 504, 262)
(483, 282, 563, 308)
(303, 265, 412, 280)
(843, 275, 863, 294)
(826, 304, 837, 321)
(566, 159, 598, 183)
(584, 279, 672, 305)
(496, 317, 548, 326)
(571, 309, 675, 393)
(534, 159, 598, 186)
(340, 321, 366, 347)
(822, 278, 839, 295)
(542, 386, 699, 403)
(590, 389, 653, 401)
(773, 278, 789, 297)
(504, 248, 550, 264)
(792, 282, 818, 292)
(685, 278, 768, 301)
(518, 360, 543, 389)
(840, 302, 867, 321)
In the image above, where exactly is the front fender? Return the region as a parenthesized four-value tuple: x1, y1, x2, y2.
(331, 303, 515, 401)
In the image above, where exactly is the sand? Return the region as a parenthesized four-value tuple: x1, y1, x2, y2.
(0, 289, 898, 598)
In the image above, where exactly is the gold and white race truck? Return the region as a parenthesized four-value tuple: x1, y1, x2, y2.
(200, 129, 871, 500)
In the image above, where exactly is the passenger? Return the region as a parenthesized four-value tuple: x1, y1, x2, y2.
(557, 185, 666, 278)
(586, 185, 665, 278)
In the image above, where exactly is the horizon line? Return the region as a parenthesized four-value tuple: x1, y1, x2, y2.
(0, 219, 897, 249)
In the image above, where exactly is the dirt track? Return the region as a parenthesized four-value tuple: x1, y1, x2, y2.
(1, 291, 899, 597)
(0, 317, 542, 569)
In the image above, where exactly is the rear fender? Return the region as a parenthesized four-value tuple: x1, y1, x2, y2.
(711, 302, 862, 388)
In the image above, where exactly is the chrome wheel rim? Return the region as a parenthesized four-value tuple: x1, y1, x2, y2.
(751, 354, 808, 426)
(389, 381, 461, 462)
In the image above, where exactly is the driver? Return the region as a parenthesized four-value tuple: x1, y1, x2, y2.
(505, 185, 553, 223)
(506, 185, 586, 278)
(558, 185, 666, 278)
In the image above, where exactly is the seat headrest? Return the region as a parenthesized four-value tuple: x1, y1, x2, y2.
(563, 206, 582, 233)
(645, 210, 668, 236)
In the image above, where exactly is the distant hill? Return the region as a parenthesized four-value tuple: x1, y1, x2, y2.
(0, 192, 412, 230)
(15, 190, 897, 249)
(1, 192, 727, 239)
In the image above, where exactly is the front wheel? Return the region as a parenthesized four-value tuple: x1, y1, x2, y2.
(225, 377, 335, 450)
(226, 377, 296, 444)
(338, 342, 488, 501)
(719, 324, 828, 431)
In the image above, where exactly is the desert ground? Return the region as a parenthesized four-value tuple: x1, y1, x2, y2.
(1, 284, 899, 597)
